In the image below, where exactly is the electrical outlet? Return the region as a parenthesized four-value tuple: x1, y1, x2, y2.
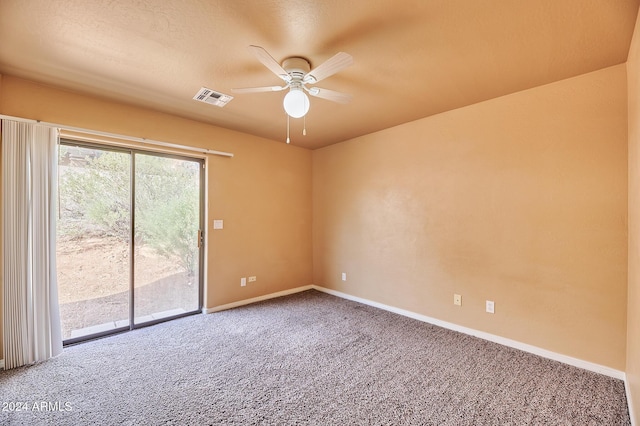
(486, 300, 495, 314)
(341, 272, 347, 281)
(248, 276, 256, 282)
(454, 294, 462, 306)
(240, 277, 246, 287)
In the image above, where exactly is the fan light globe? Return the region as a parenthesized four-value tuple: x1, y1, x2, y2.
(283, 89, 310, 118)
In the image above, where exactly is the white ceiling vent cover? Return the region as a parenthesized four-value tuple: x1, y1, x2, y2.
(193, 87, 233, 107)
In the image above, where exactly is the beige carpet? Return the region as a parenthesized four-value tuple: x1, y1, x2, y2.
(0, 290, 631, 425)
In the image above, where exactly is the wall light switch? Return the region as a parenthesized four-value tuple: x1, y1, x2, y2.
(486, 300, 495, 314)
(213, 219, 224, 230)
(240, 277, 246, 287)
(341, 272, 347, 281)
(248, 276, 256, 282)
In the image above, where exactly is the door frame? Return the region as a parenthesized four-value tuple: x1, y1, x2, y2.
(59, 139, 205, 346)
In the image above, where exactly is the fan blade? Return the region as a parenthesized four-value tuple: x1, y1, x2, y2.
(303, 52, 353, 84)
(232, 85, 287, 93)
(307, 87, 352, 104)
(248, 45, 291, 82)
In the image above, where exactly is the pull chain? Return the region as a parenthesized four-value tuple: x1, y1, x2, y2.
(303, 94, 307, 136)
(286, 114, 290, 144)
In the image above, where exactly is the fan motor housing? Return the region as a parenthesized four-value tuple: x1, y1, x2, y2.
(282, 57, 311, 79)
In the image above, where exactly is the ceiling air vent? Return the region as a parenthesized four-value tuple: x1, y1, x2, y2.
(193, 87, 233, 107)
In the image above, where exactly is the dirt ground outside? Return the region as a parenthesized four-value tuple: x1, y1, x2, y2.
(57, 235, 200, 339)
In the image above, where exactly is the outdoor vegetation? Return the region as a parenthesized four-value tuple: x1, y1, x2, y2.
(56, 145, 201, 338)
(59, 147, 200, 275)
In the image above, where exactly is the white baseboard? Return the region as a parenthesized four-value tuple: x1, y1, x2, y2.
(202, 285, 314, 314)
(311, 285, 626, 381)
(201, 284, 625, 380)
(627, 377, 637, 426)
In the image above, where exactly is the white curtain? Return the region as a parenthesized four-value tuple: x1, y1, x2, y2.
(2, 119, 62, 369)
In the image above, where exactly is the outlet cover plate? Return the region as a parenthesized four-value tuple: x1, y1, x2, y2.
(454, 294, 462, 306)
(486, 300, 495, 314)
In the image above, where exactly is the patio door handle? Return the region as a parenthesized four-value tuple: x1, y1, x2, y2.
(197, 229, 204, 248)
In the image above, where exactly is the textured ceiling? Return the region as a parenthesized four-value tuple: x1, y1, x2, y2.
(0, 0, 638, 149)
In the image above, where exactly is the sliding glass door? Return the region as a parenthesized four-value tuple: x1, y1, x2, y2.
(57, 145, 132, 340)
(133, 153, 202, 324)
(57, 142, 204, 344)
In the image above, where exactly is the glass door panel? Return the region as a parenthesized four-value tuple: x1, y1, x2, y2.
(58, 142, 203, 343)
(57, 145, 131, 341)
(133, 153, 202, 325)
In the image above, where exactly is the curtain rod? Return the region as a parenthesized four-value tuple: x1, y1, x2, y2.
(0, 114, 234, 158)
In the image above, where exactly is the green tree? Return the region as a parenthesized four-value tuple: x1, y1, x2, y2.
(59, 148, 200, 275)
(59, 148, 130, 239)
(135, 154, 200, 276)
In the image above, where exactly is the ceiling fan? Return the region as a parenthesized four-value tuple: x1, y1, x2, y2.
(233, 46, 354, 119)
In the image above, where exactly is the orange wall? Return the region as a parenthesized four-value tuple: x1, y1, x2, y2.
(313, 65, 628, 370)
(0, 74, 3, 359)
(0, 76, 313, 355)
(0, 56, 633, 392)
(627, 7, 640, 423)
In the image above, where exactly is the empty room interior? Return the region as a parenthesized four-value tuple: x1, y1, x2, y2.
(2, 0, 640, 424)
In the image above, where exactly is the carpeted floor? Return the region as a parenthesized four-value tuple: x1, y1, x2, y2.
(0, 290, 631, 425)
